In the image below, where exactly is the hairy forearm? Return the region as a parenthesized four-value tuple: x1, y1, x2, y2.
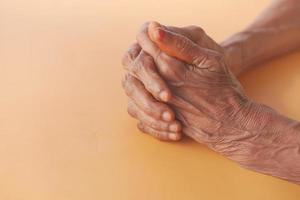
(221, 0, 300, 75)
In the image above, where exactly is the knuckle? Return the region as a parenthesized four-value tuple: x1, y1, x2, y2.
(127, 103, 136, 118)
(136, 31, 144, 43)
(121, 52, 132, 67)
(131, 54, 154, 75)
(156, 132, 167, 141)
(137, 22, 150, 39)
(136, 30, 147, 45)
(154, 121, 168, 131)
(121, 77, 126, 89)
(122, 44, 141, 67)
(186, 25, 205, 36)
(140, 53, 154, 68)
(131, 60, 143, 75)
(142, 54, 155, 67)
(149, 121, 158, 129)
(137, 123, 146, 133)
(186, 26, 205, 44)
(127, 107, 135, 118)
(154, 131, 162, 139)
(121, 75, 128, 89)
(141, 21, 151, 29)
(191, 26, 204, 34)
(122, 75, 134, 96)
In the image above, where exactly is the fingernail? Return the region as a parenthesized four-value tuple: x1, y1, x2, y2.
(152, 28, 165, 41)
(162, 111, 172, 121)
(169, 133, 180, 141)
(159, 90, 169, 102)
(169, 123, 180, 132)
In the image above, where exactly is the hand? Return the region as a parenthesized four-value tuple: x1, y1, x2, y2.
(123, 21, 300, 183)
(122, 22, 224, 141)
(125, 21, 271, 162)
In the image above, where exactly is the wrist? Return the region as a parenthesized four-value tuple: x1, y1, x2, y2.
(229, 100, 300, 167)
(234, 102, 300, 183)
(215, 100, 280, 163)
(221, 30, 262, 76)
(221, 32, 246, 76)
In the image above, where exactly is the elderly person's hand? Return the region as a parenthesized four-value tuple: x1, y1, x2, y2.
(123, 0, 300, 184)
(122, 22, 300, 184)
(122, 22, 226, 141)
(123, 21, 252, 156)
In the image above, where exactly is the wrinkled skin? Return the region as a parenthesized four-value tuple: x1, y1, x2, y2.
(122, 21, 300, 184)
(122, 23, 230, 141)
(123, 21, 255, 159)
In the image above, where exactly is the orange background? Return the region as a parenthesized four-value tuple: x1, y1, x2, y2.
(1, 0, 300, 199)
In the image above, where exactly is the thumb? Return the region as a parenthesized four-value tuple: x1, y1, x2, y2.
(148, 21, 212, 65)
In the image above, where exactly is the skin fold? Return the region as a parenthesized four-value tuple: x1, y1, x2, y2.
(122, 0, 300, 184)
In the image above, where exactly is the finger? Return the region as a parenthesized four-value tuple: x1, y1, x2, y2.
(122, 43, 141, 70)
(127, 100, 182, 132)
(167, 25, 204, 44)
(136, 23, 187, 82)
(148, 21, 220, 66)
(129, 51, 172, 101)
(137, 122, 182, 141)
(167, 25, 223, 52)
(122, 74, 174, 122)
(136, 22, 220, 63)
(136, 22, 204, 56)
(125, 23, 172, 102)
(136, 22, 161, 58)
